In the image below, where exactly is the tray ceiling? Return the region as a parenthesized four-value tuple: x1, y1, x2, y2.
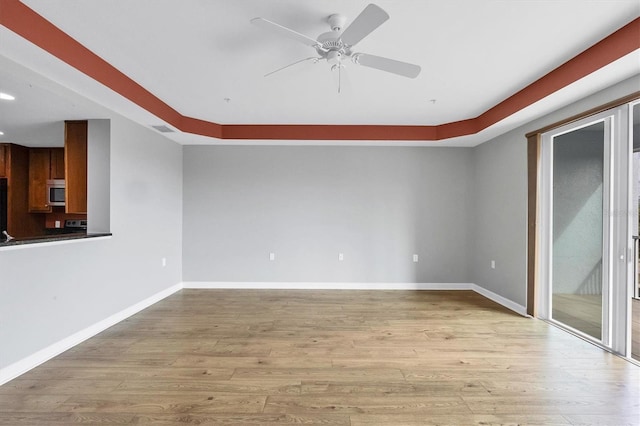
(0, 0, 638, 145)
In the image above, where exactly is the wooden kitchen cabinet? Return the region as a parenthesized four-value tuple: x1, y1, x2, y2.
(29, 149, 52, 212)
(65, 120, 87, 214)
(28, 148, 65, 213)
(0, 144, 6, 177)
(5, 144, 44, 237)
(50, 148, 65, 179)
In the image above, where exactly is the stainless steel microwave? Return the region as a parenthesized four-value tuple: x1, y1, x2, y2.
(46, 179, 65, 207)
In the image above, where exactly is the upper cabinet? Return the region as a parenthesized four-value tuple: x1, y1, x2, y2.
(65, 120, 87, 214)
(28, 147, 65, 213)
(0, 144, 6, 177)
(28, 149, 51, 212)
(50, 148, 65, 180)
(4, 144, 43, 238)
(4, 121, 90, 238)
(27, 121, 87, 214)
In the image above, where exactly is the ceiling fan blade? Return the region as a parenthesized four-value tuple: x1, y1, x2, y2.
(353, 53, 421, 78)
(264, 57, 319, 77)
(339, 4, 389, 47)
(251, 17, 320, 48)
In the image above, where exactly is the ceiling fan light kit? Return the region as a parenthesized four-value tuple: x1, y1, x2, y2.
(251, 3, 421, 91)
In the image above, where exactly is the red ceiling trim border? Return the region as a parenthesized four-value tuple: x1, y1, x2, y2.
(1, 0, 638, 141)
(0, 0, 184, 129)
(476, 17, 640, 132)
(220, 124, 438, 141)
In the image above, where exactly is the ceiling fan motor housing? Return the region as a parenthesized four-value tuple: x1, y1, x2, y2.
(316, 31, 352, 61)
(317, 32, 343, 48)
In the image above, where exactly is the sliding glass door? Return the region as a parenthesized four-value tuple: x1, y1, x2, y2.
(631, 101, 640, 361)
(539, 102, 638, 355)
(549, 120, 609, 341)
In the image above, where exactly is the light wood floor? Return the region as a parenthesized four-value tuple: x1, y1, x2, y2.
(1, 290, 639, 425)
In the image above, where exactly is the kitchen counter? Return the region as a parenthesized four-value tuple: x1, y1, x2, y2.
(0, 232, 112, 248)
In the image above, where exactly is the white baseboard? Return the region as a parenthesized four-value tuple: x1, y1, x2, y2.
(183, 282, 526, 316)
(0, 283, 182, 386)
(1, 281, 526, 385)
(182, 281, 474, 291)
(471, 284, 528, 317)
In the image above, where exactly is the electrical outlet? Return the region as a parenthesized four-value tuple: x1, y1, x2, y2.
(162, 257, 167, 267)
(54, 220, 61, 228)
(269, 253, 275, 261)
(339, 253, 344, 261)
(491, 260, 496, 269)
(413, 254, 419, 262)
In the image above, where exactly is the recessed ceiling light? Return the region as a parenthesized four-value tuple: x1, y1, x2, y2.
(0, 131, 4, 136)
(0, 93, 15, 101)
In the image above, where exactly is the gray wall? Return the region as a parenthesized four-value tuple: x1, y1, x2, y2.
(470, 74, 640, 307)
(183, 146, 473, 283)
(470, 130, 528, 305)
(0, 114, 183, 370)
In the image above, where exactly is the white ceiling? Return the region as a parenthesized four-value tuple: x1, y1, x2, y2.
(0, 55, 110, 147)
(0, 0, 638, 146)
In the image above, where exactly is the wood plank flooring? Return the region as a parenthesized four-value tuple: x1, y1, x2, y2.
(1, 289, 639, 425)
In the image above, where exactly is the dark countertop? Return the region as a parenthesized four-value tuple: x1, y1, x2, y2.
(0, 233, 112, 248)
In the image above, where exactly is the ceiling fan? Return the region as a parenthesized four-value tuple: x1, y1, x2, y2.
(251, 4, 421, 92)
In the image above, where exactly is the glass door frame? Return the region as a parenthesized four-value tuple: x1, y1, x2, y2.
(625, 100, 639, 358)
(537, 107, 631, 354)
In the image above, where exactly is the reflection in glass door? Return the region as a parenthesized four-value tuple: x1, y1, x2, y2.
(549, 119, 610, 341)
